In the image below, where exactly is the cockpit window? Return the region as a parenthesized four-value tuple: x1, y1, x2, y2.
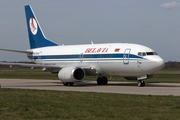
(138, 52, 146, 56)
(146, 52, 154, 55)
(146, 52, 158, 55)
(138, 52, 158, 56)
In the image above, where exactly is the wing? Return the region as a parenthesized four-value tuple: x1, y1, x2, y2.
(0, 62, 98, 75)
(0, 48, 98, 75)
(0, 62, 61, 73)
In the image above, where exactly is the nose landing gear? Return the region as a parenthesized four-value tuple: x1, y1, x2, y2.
(138, 80, 145, 87)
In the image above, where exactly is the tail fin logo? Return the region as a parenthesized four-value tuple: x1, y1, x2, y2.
(29, 18, 38, 35)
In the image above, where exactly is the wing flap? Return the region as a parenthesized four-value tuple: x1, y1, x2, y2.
(0, 62, 98, 76)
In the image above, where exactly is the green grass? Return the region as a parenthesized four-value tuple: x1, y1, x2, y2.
(0, 68, 180, 119)
(0, 68, 58, 80)
(0, 88, 180, 120)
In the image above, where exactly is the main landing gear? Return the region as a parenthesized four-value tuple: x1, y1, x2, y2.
(97, 76, 108, 85)
(138, 80, 145, 87)
(63, 82, 74, 86)
(62, 77, 146, 87)
(62, 76, 108, 86)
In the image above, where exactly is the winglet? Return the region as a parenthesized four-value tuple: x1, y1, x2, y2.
(24, 5, 58, 49)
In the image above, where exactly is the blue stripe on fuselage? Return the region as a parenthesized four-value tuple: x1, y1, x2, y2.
(29, 53, 143, 60)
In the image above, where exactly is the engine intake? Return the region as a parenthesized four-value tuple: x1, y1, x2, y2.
(58, 67, 85, 82)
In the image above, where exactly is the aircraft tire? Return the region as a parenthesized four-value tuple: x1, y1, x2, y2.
(63, 82, 74, 86)
(69, 82, 74, 86)
(102, 76, 108, 85)
(97, 77, 103, 85)
(97, 77, 108, 85)
(138, 81, 145, 87)
(142, 81, 145, 86)
(63, 82, 68, 86)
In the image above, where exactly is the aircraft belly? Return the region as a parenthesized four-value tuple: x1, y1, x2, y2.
(96, 60, 151, 76)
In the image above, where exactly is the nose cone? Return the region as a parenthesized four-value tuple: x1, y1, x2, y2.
(151, 56, 165, 71)
(156, 57, 165, 70)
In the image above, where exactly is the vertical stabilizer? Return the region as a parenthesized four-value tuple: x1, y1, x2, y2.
(24, 5, 58, 49)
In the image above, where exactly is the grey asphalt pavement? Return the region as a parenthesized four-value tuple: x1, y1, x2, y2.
(0, 79, 180, 96)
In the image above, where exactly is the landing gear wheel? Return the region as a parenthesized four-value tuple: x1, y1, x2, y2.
(102, 76, 108, 85)
(69, 82, 74, 86)
(97, 76, 108, 85)
(138, 80, 145, 87)
(63, 82, 74, 86)
(63, 82, 68, 86)
(142, 81, 145, 86)
(97, 77, 102, 85)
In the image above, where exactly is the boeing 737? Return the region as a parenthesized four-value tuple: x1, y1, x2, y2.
(0, 5, 165, 87)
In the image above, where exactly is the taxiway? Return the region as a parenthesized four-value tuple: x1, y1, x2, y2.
(0, 79, 180, 96)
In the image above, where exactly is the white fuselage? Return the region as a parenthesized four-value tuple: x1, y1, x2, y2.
(27, 43, 164, 77)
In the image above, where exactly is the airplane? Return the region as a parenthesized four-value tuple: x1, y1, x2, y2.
(0, 5, 165, 87)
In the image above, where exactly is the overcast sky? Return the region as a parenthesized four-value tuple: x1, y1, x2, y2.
(0, 0, 180, 62)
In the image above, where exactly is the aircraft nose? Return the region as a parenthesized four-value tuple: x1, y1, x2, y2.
(154, 56, 165, 70)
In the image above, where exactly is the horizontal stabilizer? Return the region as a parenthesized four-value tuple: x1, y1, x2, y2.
(0, 48, 33, 54)
(0, 62, 61, 68)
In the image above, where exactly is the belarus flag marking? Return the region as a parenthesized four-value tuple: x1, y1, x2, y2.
(114, 48, 120, 52)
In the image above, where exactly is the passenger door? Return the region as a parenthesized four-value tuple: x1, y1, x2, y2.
(123, 48, 131, 64)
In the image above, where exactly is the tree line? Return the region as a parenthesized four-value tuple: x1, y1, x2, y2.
(164, 61, 180, 69)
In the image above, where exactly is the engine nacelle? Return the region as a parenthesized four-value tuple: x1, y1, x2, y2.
(58, 67, 85, 82)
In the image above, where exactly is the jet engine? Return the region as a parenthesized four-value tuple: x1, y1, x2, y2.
(58, 67, 85, 82)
